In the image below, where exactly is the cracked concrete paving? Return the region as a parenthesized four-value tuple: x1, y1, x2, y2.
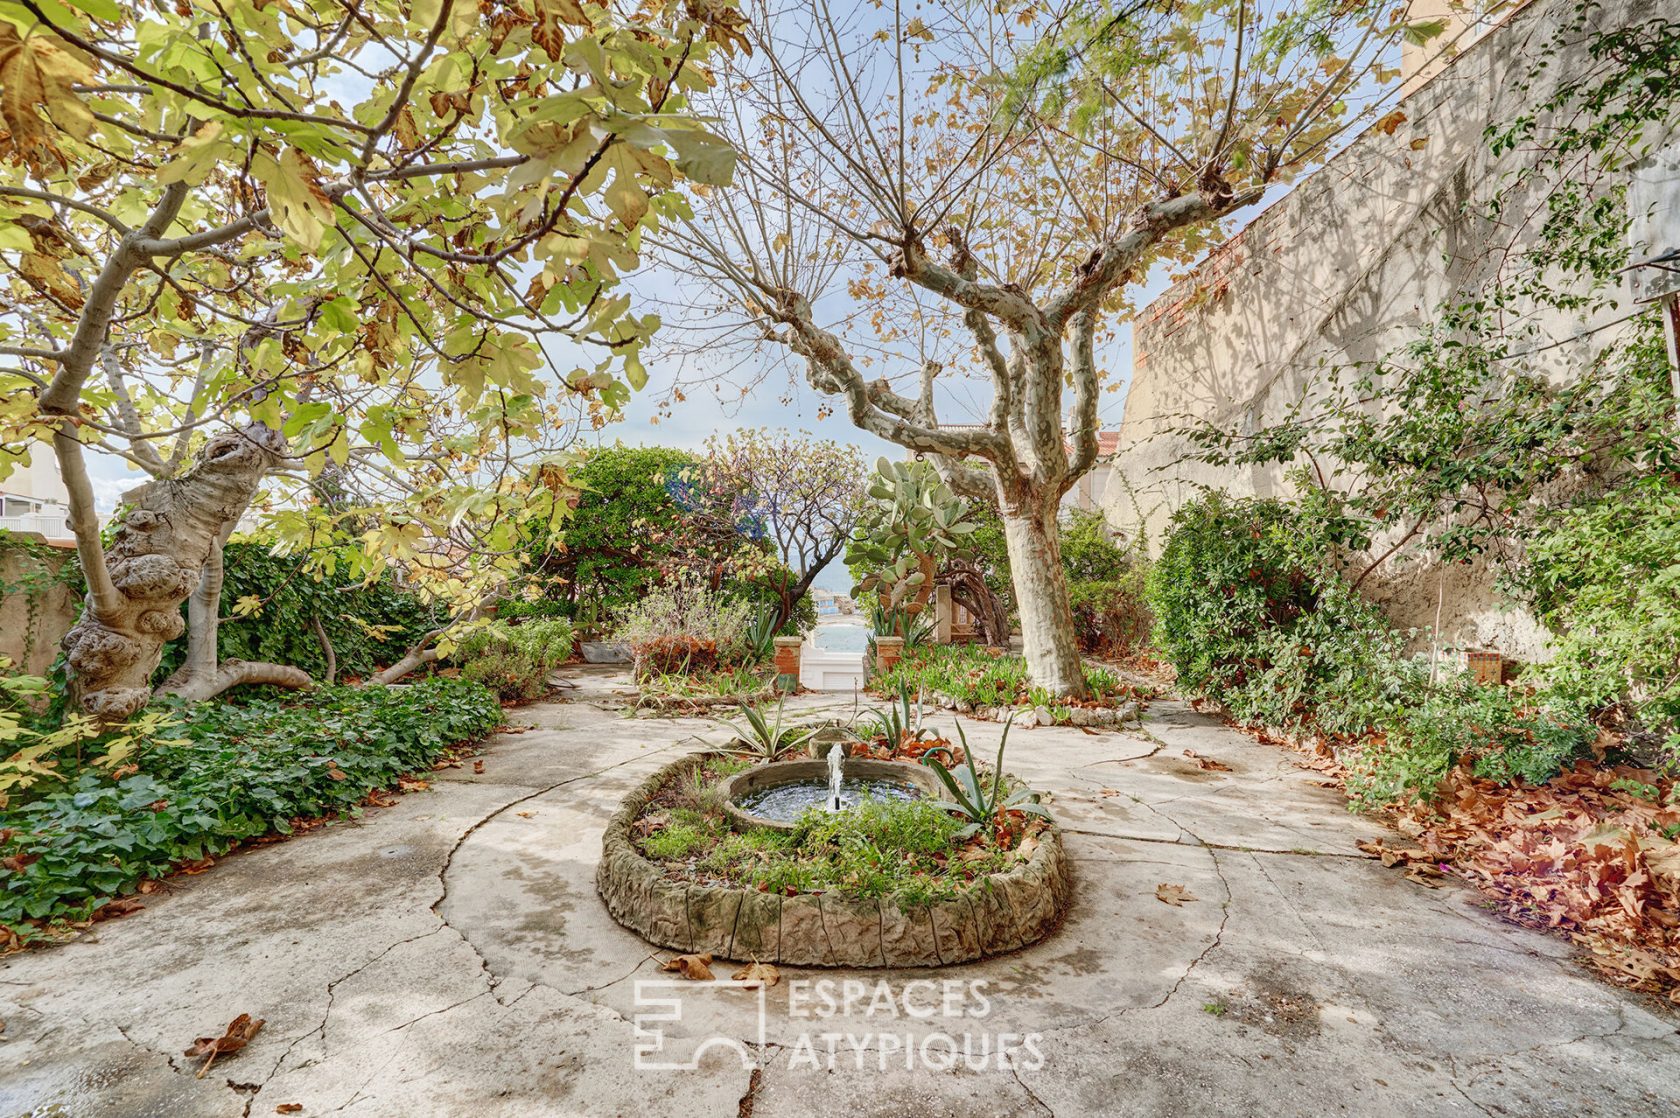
(2, 668, 1677, 1117)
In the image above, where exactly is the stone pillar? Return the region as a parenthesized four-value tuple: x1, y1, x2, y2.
(934, 584, 953, 645)
(773, 636, 804, 693)
(874, 636, 905, 675)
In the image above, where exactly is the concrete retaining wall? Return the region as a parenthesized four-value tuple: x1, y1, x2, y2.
(0, 535, 78, 675)
(1104, 0, 1661, 660)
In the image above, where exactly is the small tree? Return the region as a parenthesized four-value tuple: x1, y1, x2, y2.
(0, 1, 744, 717)
(697, 428, 865, 629)
(659, 0, 1438, 696)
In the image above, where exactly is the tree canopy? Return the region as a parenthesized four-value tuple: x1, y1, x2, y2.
(0, 0, 744, 714)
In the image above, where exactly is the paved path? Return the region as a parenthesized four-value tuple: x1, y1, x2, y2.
(3, 667, 1677, 1117)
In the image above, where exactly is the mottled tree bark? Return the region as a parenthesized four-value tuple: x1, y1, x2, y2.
(1000, 497, 1087, 697)
(62, 425, 308, 718)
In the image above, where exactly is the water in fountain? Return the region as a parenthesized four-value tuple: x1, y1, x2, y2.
(826, 742, 845, 811)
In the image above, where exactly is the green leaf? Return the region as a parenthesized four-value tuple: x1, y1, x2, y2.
(62, 0, 122, 20)
(666, 129, 737, 186)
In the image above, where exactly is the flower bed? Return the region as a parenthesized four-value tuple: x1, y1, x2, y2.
(597, 750, 1070, 966)
(0, 678, 502, 943)
(631, 665, 778, 715)
(871, 645, 1153, 727)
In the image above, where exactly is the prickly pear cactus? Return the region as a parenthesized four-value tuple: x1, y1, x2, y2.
(846, 458, 978, 628)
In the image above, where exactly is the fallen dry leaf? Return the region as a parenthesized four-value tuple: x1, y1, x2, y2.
(661, 953, 715, 980)
(184, 1013, 265, 1078)
(473, 760, 486, 775)
(1156, 883, 1197, 906)
(396, 776, 429, 793)
(276, 1106, 303, 1115)
(731, 961, 781, 988)
(1183, 749, 1232, 772)
(92, 897, 144, 921)
(1404, 865, 1447, 888)
(1098, 788, 1122, 798)
(516, 811, 535, 819)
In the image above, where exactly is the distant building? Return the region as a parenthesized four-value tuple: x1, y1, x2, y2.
(811, 589, 853, 617)
(1, 453, 73, 544)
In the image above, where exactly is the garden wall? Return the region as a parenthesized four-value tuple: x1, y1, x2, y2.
(0, 535, 78, 675)
(1104, 0, 1658, 660)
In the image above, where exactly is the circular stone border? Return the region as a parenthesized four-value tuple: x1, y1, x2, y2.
(718, 758, 946, 834)
(596, 753, 1072, 967)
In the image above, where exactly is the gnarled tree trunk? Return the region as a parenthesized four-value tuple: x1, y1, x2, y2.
(61, 425, 308, 718)
(942, 557, 1010, 648)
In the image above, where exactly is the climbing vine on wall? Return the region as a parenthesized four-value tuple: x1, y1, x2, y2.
(0, 531, 83, 670)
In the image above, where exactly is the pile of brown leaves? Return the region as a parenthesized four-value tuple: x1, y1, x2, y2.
(1388, 762, 1680, 999)
(1209, 700, 1680, 1001)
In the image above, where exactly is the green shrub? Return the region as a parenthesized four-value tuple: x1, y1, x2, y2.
(1517, 479, 1680, 762)
(0, 678, 502, 933)
(1150, 491, 1595, 804)
(873, 643, 1133, 715)
(1147, 490, 1407, 735)
(1068, 574, 1152, 656)
(456, 618, 574, 701)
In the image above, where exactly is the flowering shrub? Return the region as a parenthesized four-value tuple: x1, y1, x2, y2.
(614, 578, 756, 673)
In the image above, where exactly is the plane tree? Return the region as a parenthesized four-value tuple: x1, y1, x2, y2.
(657, 0, 1445, 696)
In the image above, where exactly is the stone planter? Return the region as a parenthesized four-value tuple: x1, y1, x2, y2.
(718, 758, 946, 834)
(597, 753, 1072, 966)
(580, 640, 632, 664)
(874, 635, 905, 673)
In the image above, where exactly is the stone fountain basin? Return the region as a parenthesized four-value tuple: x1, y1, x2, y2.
(719, 758, 946, 833)
(597, 753, 1072, 966)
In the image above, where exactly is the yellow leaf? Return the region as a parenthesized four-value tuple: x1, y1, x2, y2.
(156, 121, 226, 186)
(253, 148, 333, 252)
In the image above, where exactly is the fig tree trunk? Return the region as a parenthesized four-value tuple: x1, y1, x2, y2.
(1000, 497, 1088, 699)
(61, 426, 309, 719)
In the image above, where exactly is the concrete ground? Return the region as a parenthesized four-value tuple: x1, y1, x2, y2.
(2, 666, 1677, 1117)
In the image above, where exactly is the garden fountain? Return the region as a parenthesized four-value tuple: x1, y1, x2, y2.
(827, 741, 844, 810)
(721, 743, 941, 831)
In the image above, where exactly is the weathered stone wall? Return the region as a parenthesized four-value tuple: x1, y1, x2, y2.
(598, 753, 1072, 966)
(1104, 0, 1660, 660)
(0, 536, 78, 675)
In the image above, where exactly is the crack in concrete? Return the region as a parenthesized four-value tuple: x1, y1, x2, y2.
(430, 735, 703, 1008)
(387, 989, 492, 1034)
(1010, 1063, 1057, 1117)
(1059, 824, 1375, 861)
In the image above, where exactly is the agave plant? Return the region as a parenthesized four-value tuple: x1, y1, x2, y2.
(744, 605, 780, 663)
(718, 698, 812, 762)
(855, 680, 938, 751)
(923, 715, 1052, 840)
